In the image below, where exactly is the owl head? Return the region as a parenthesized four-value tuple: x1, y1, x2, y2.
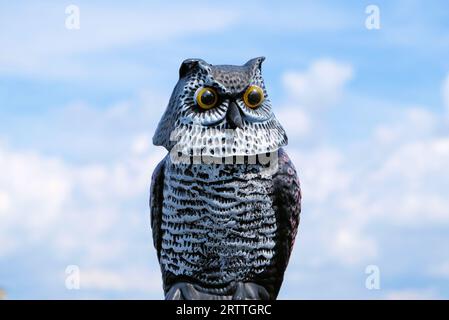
(153, 57, 288, 158)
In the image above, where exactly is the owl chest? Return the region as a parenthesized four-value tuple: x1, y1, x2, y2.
(160, 162, 278, 284)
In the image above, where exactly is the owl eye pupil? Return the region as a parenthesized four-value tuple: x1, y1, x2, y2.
(195, 87, 218, 110)
(247, 89, 262, 105)
(243, 85, 264, 108)
(200, 90, 216, 105)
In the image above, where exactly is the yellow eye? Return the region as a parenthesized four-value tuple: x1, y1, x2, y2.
(243, 85, 264, 109)
(195, 87, 218, 110)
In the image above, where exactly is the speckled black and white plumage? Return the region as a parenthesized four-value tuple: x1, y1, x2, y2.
(150, 58, 301, 300)
(152, 57, 287, 158)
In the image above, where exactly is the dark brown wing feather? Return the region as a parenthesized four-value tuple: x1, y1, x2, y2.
(264, 148, 301, 298)
(149, 157, 166, 260)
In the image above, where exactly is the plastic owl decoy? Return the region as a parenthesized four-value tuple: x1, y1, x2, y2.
(150, 57, 301, 300)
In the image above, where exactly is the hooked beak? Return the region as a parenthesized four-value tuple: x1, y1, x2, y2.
(226, 100, 243, 129)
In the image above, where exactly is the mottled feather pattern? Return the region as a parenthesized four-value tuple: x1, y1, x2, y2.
(150, 149, 301, 299)
(270, 149, 301, 296)
(153, 58, 288, 157)
(160, 156, 278, 292)
(150, 158, 166, 259)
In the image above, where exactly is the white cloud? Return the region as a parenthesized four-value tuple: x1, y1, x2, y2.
(131, 134, 152, 156)
(286, 147, 378, 267)
(385, 289, 438, 300)
(0, 145, 72, 255)
(2, 37, 181, 284)
(279, 75, 449, 272)
(373, 107, 437, 146)
(366, 137, 449, 225)
(289, 147, 350, 203)
(0, 192, 11, 213)
(0, 133, 166, 298)
(276, 108, 311, 139)
(277, 59, 353, 140)
(80, 268, 162, 293)
(331, 228, 378, 266)
(0, 130, 165, 284)
(282, 59, 353, 109)
(0, 84, 168, 269)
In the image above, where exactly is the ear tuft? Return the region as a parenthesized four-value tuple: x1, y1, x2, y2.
(179, 58, 204, 78)
(245, 57, 266, 73)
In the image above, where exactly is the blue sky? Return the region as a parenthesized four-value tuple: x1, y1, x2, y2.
(1, 0, 449, 299)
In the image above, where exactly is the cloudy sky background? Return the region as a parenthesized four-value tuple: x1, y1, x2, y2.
(1, 0, 449, 299)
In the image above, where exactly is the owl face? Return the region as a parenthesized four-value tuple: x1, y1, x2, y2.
(153, 57, 287, 158)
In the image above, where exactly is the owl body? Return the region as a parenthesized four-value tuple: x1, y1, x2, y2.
(150, 58, 301, 300)
(160, 156, 277, 293)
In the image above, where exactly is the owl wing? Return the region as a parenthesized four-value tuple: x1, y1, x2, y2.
(150, 157, 166, 260)
(269, 148, 301, 297)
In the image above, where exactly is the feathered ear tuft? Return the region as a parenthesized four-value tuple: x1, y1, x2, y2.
(245, 56, 266, 74)
(179, 58, 208, 78)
